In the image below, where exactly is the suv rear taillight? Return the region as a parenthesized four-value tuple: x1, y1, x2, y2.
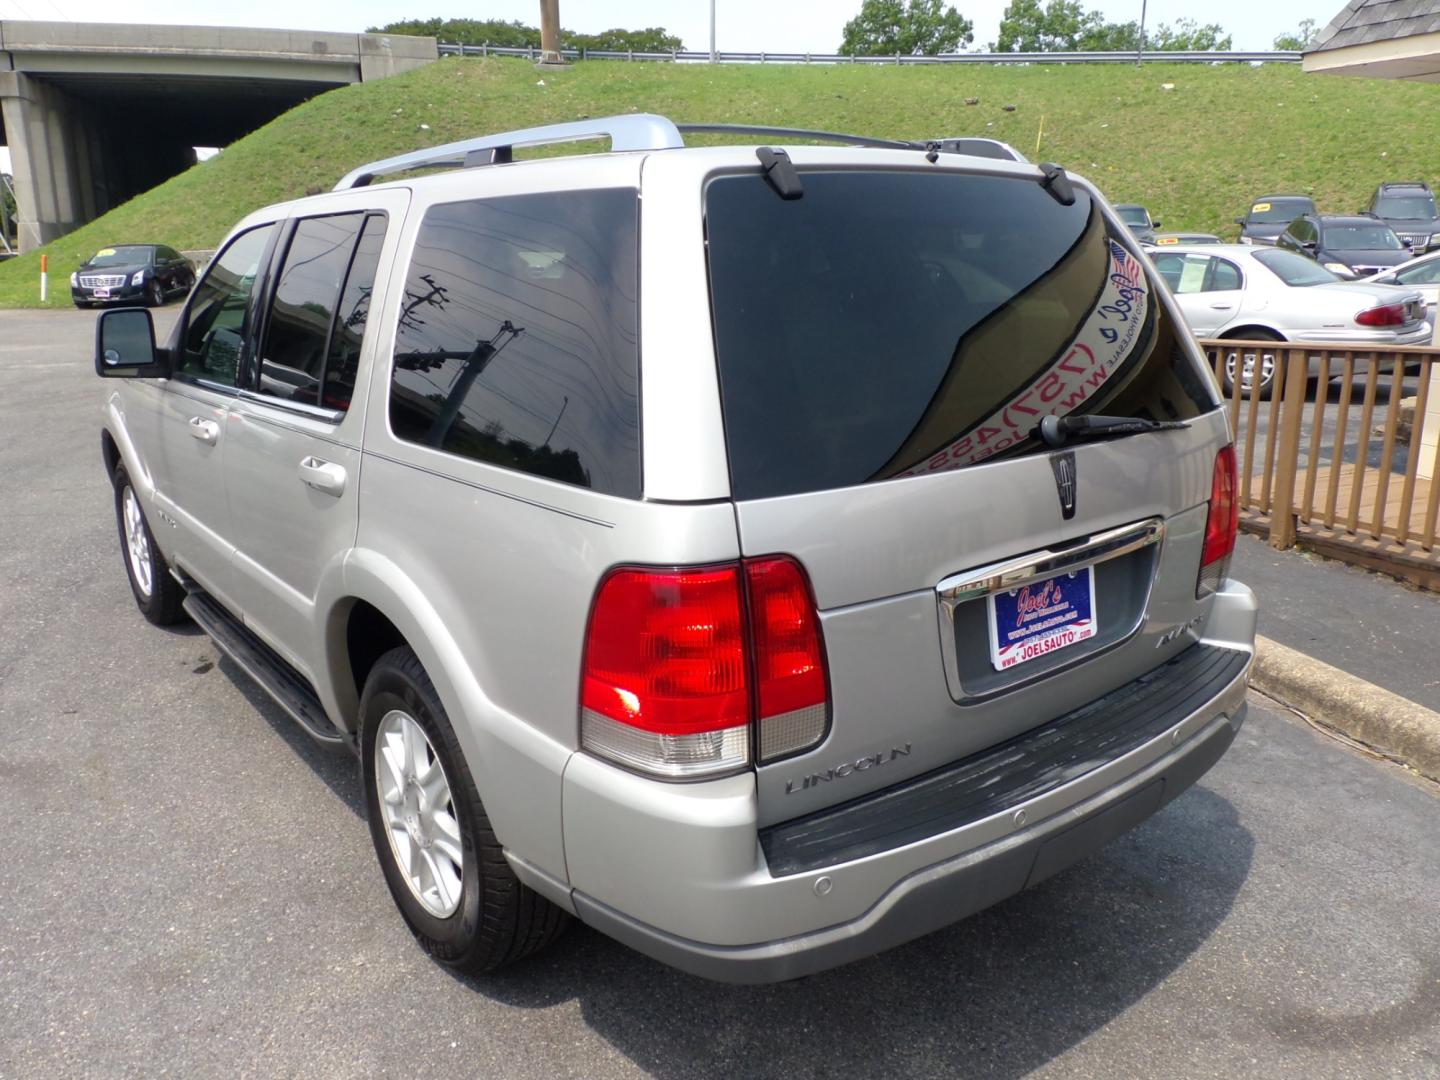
(580, 557, 829, 778)
(1197, 446, 1239, 598)
(746, 557, 829, 761)
(1355, 302, 1407, 327)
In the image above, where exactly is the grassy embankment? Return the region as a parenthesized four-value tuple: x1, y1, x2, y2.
(4, 56, 1440, 308)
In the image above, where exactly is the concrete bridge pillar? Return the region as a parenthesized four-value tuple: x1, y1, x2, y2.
(0, 70, 105, 252)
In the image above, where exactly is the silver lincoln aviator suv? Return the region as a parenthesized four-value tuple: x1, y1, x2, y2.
(95, 115, 1256, 983)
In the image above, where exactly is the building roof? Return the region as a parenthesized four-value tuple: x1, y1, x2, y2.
(1311, 0, 1440, 54)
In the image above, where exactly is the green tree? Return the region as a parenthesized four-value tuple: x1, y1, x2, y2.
(370, 18, 540, 48)
(367, 17, 683, 53)
(993, 0, 1143, 52)
(566, 27, 682, 52)
(839, 0, 974, 56)
(995, 0, 1090, 51)
(1078, 19, 1139, 50)
(1273, 18, 1317, 51)
(1146, 18, 1232, 51)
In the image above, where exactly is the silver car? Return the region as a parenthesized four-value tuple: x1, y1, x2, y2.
(1362, 249, 1440, 324)
(1151, 243, 1431, 396)
(94, 115, 1255, 983)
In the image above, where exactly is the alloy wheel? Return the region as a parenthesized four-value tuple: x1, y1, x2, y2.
(121, 486, 153, 598)
(374, 709, 464, 918)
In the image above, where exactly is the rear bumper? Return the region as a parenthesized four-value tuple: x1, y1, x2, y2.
(1289, 324, 1433, 348)
(576, 706, 1242, 983)
(558, 582, 1257, 984)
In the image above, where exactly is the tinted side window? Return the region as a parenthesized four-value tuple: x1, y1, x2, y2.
(179, 225, 276, 386)
(257, 214, 365, 407)
(323, 214, 387, 411)
(388, 189, 640, 498)
(1398, 260, 1440, 285)
(1209, 259, 1242, 291)
(1164, 254, 1213, 294)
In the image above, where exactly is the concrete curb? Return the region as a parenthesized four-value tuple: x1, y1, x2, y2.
(1252, 635, 1440, 783)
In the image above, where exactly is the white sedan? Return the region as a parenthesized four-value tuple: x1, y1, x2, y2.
(1361, 249, 1440, 319)
(1150, 244, 1431, 396)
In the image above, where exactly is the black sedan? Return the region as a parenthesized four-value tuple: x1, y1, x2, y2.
(1274, 214, 1413, 278)
(71, 244, 195, 308)
(1235, 193, 1316, 246)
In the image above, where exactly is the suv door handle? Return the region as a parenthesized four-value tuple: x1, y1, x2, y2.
(1209, 302, 1234, 310)
(189, 417, 220, 445)
(298, 456, 347, 497)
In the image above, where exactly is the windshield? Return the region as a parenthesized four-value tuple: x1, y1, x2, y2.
(1325, 224, 1405, 251)
(704, 171, 1216, 500)
(1248, 198, 1312, 225)
(1253, 248, 1342, 287)
(88, 245, 153, 267)
(1374, 195, 1437, 221)
(1116, 206, 1150, 227)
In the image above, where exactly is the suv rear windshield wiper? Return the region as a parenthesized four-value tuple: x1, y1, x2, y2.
(1037, 413, 1188, 448)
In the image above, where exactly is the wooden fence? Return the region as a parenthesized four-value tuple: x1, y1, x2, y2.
(1199, 339, 1440, 590)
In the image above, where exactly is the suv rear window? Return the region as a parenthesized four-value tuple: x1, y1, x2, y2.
(705, 170, 1216, 500)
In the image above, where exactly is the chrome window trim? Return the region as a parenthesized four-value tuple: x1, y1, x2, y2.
(168, 373, 241, 399)
(934, 517, 1165, 703)
(237, 388, 345, 425)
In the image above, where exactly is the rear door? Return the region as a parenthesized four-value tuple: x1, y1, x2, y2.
(1152, 252, 1245, 336)
(223, 193, 406, 677)
(701, 167, 1229, 824)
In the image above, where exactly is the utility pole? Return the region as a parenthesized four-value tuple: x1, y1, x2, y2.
(538, 0, 566, 66)
(710, 0, 717, 62)
(1136, 0, 1148, 66)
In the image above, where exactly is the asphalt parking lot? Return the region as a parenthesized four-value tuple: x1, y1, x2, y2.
(2, 308, 1438, 1079)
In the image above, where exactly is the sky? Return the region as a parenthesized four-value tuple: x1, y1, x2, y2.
(0, 0, 1327, 174)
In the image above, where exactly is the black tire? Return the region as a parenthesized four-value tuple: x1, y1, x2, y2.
(146, 279, 165, 307)
(359, 646, 568, 973)
(1219, 330, 1284, 400)
(112, 463, 186, 625)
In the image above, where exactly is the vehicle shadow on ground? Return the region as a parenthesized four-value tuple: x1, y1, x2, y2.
(463, 786, 1253, 1079)
(215, 654, 365, 819)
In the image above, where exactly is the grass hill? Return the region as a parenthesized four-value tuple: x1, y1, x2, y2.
(4, 55, 1440, 308)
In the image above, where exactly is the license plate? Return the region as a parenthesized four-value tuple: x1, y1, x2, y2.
(987, 566, 1098, 671)
(92, 288, 111, 298)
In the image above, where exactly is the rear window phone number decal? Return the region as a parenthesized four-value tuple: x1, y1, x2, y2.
(899, 240, 1149, 478)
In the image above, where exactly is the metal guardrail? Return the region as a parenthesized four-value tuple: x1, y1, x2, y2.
(437, 43, 1302, 65)
(1201, 340, 1440, 590)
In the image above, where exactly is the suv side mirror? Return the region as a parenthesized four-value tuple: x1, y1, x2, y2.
(1234, 217, 1244, 226)
(1151, 219, 1162, 229)
(95, 308, 170, 378)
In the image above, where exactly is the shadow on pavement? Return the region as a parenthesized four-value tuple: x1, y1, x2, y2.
(458, 786, 1253, 1079)
(215, 653, 365, 819)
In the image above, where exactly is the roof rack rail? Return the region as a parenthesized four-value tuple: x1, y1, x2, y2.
(677, 123, 920, 150)
(333, 113, 685, 190)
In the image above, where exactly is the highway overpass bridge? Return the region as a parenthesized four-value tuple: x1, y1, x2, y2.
(0, 22, 436, 252)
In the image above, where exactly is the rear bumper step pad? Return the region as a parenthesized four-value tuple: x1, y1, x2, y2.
(761, 643, 1250, 876)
